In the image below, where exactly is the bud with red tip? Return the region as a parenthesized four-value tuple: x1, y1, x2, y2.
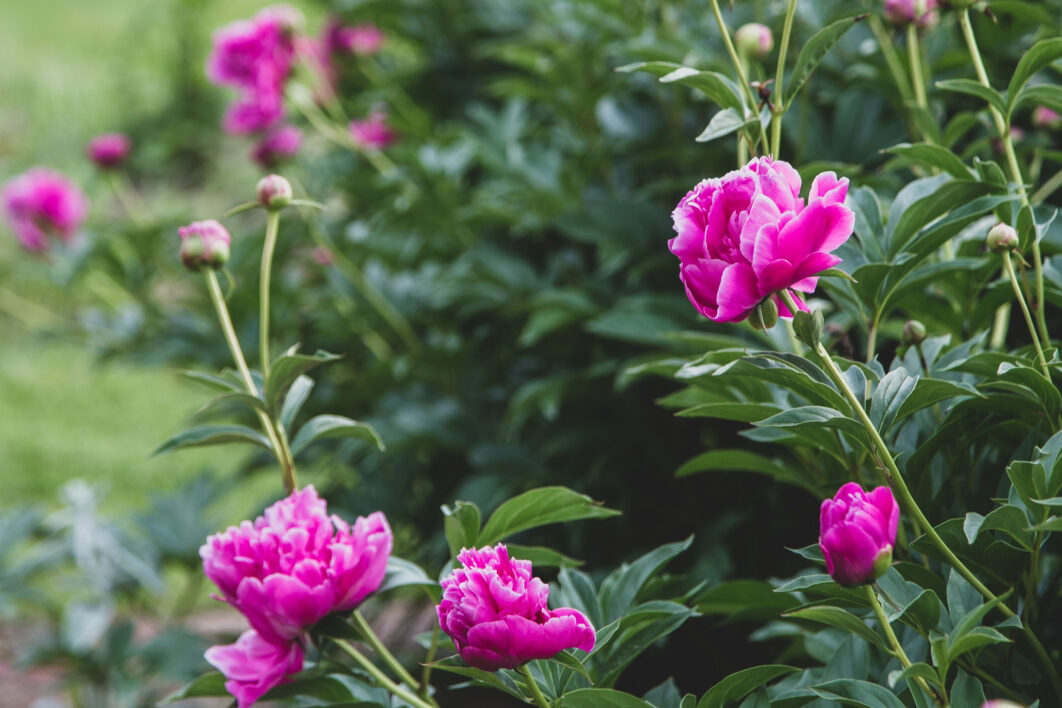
(179, 220, 231, 271)
(735, 23, 774, 61)
(986, 223, 1018, 253)
(256, 175, 293, 210)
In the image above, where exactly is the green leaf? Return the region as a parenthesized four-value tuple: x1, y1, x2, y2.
(892, 378, 982, 425)
(674, 449, 786, 478)
(887, 180, 998, 257)
(559, 688, 656, 708)
(883, 143, 972, 180)
(477, 487, 619, 546)
(696, 665, 800, 708)
(754, 406, 867, 444)
(659, 67, 745, 112)
(279, 375, 314, 432)
(545, 649, 592, 683)
(870, 369, 917, 434)
(696, 108, 754, 143)
(178, 369, 242, 393)
(887, 663, 943, 690)
(442, 501, 481, 557)
(264, 347, 341, 411)
(593, 601, 694, 687)
(160, 672, 229, 703)
(948, 626, 1011, 662)
(677, 402, 782, 422)
(599, 537, 692, 620)
(884, 588, 941, 635)
(378, 556, 438, 595)
(426, 655, 525, 700)
(695, 580, 799, 623)
(152, 424, 272, 455)
(1013, 83, 1062, 117)
(289, 414, 384, 456)
(935, 78, 1006, 116)
(808, 678, 906, 708)
(784, 14, 865, 107)
(783, 606, 889, 651)
(1005, 37, 1062, 116)
(1028, 516, 1062, 532)
(506, 544, 584, 568)
(196, 391, 267, 416)
(963, 505, 1032, 549)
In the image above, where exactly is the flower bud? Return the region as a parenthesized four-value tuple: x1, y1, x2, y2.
(257, 174, 293, 210)
(86, 133, 132, 169)
(986, 223, 1018, 253)
(178, 220, 231, 271)
(980, 702, 1026, 708)
(735, 23, 773, 61)
(884, 0, 940, 29)
(819, 483, 899, 587)
(748, 298, 779, 330)
(902, 319, 926, 346)
(1033, 106, 1062, 130)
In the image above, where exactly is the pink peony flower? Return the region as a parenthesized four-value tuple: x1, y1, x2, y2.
(819, 483, 899, 587)
(349, 111, 396, 150)
(330, 22, 384, 55)
(200, 486, 392, 644)
(205, 629, 303, 708)
(883, 0, 940, 29)
(437, 544, 596, 671)
(2, 168, 88, 252)
(178, 220, 231, 271)
(669, 157, 854, 324)
(251, 125, 302, 168)
(224, 86, 286, 135)
(86, 133, 132, 169)
(1033, 106, 1061, 130)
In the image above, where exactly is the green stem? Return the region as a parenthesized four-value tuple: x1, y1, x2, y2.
(351, 610, 422, 694)
(906, 24, 928, 112)
(958, 9, 1050, 348)
(1001, 250, 1048, 376)
(779, 289, 1062, 705)
(517, 665, 552, 708)
(1031, 167, 1062, 205)
(990, 304, 1011, 350)
(203, 269, 298, 493)
(105, 171, 149, 227)
(866, 316, 879, 364)
(866, 586, 946, 706)
(332, 638, 438, 708)
(419, 624, 441, 697)
(868, 15, 914, 104)
(708, 0, 770, 152)
(770, 0, 798, 157)
(260, 211, 280, 376)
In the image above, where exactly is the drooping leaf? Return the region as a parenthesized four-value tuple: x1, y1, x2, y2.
(477, 487, 619, 545)
(288, 414, 384, 456)
(152, 425, 272, 455)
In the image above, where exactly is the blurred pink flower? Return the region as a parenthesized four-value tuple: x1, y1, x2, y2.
(312, 247, 334, 266)
(330, 23, 384, 55)
(1033, 106, 1061, 130)
(883, 0, 939, 29)
(1, 168, 87, 252)
(205, 629, 303, 708)
(251, 125, 303, 168)
(349, 111, 396, 150)
(437, 544, 595, 671)
(86, 133, 132, 169)
(200, 485, 392, 644)
(669, 157, 853, 324)
(819, 482, 899, 587)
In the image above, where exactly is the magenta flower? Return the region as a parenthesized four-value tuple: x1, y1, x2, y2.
(883, 0, 939, 29)
(669, 157, 854, 324)
(330, 23, 384, 55)
(224, 85, 286, 136)
(1033, 106, 1061, 130)
(205, 629, 303, 708)
(252, 125, 302, 168)
(437, 545, 596, 671)
(1, 168, 87, 252)
(350, 111, 396, 150)
(86, 133, 132, 169)
(200, 486, 392, 644)
(819, 483, 899, 587)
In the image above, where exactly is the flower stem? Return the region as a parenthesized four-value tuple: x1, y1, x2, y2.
(708, 0, 770, 152)
(203, 269, 298, 493)
(866, 585, 946, 706)
(779, 290, 1062, 705)
(957, 9, 1050, 348)
(1000, 250, 1049, 376)
(333, 638, 438, 708)
(351, 610, 421, 695)
(260, 210, 280, 376)
(419, 624, 440, 697)
(770, 0, 798, 157)
(868, 14, 913, 105)
(906, 24, 928, 113)
(517, 665, 552, 708)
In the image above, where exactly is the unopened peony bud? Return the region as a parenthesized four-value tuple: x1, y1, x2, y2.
(986, 223, 1018, 253)
(179, 220, 231, 271)
(86, 133, 132, 169)
(1033, 106, 1062, 130)
(748, 298, 779, 330)
(884, 0, 940, 29)
(819, 483, 899, 587)
(257, 174, 293, 210)
(902, 320, 927, 346)
(735, 23, 774, 61)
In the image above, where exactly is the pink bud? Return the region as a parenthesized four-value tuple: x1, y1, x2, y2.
(178, 220, 231, 271)
(256, 174, 293, 209)
(819, 483, 899, 587)
(86, 133, 132, 169)
(1, 168, 87, 253)
(883, 0, 940, 29)
(349, 111, 396, 150)
(251, 125, 302, 168)
(330, 23, 384, 55)
(1033, 106, 1062, 130)
(735, 23, 774, 60)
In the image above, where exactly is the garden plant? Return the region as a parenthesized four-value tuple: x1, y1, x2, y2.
(2, 0, 1062, 707)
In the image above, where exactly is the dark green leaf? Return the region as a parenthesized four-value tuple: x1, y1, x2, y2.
(506, 544, 584, 568)
(559, 688, 656, 708)
(696, 665, 800, 708)
(152, 425, 272, 455)
(378, 556, 438, 595)
(264, 348, 341, 411)
(808, 678, 906, 708)
(784, 14, 864, 107)
(1005, 37, 1062, 116)
(279, 375, 314, 432)
(289, 415, 384, 456)
(883, 143, 972, 180)
(935, 79, 1006, 116)
(442, 501, 481, 557)
(477, 487, 619, 545)
(783, 606, 889, 652)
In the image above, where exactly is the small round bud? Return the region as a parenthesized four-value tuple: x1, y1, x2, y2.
(735, 23, 774, 61)
(178, 220, 231, 271)
(986, 223, 1018, 253)
(884, 0, 940, 29)
(86, 133, 132, 169)
(748, 297, 779, 331)
(902, 320, 927, 346)
(1033, 106, 1062, 131)
(257, 174, 293, 210)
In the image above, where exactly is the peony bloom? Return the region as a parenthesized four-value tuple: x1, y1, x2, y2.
(350, 111, 396, 150)
(1, 168, 87, 252)
(735, 23, 773, 60)
(205, 629, 303, 708)
(670, 157, 854, 324)
(178, 220, 231, 271)
(1033, 106, 1061, 130)
(224, 85, 286, 135)
(251, 125, 302, 168)
(437, 545, 596, 671)
(819, 483, 899, 587)
(200, 486, 392, 644)
(330, 23, 384, 55)
(883, 0, 940, 29)
(86, 133, 132, 169)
